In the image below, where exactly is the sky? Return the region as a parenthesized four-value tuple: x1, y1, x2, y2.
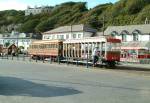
(0, 0, 118, 11)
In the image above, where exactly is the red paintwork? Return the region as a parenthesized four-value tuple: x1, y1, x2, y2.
(107, 37, 121, 43)
(106, 52, 120, 61)
(138, 54, 150, 59)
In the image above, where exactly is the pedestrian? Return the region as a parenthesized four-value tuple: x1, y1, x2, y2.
(92, 47, 99, 67)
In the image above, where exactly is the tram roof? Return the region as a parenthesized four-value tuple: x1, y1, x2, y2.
(63, 37, 106, 43)
(32, 39, 63, 44)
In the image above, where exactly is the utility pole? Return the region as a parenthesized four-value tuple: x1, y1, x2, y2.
(102, 16, 105, 36)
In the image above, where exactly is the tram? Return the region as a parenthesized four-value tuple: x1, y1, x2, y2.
(28, 36, 121, 67)
(63, 36, 121, 67)
(28, 40, 63, 60)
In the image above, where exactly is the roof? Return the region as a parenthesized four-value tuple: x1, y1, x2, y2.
(95, 32, 104, 36)
(104, 24, 150, 35)
(121, 41, 150, 50)
(63, 37, 106, 43)
(31, 39, 63, 44)
(43, 24, 97, 35)
(7, 44, 17, 49)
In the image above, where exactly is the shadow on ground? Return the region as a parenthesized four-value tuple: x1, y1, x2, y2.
(0, 76, 81, 97)
(115, 66, 150, 71)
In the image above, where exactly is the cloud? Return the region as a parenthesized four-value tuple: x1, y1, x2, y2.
(0, 0, 27, 11)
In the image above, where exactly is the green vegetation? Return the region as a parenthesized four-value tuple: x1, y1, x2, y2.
(0, 0, 150, 34)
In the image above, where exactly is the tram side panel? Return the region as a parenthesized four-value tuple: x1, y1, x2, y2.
(28, 40, 63, 60)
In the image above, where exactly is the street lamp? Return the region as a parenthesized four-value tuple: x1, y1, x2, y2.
(15, 31, 19, 56)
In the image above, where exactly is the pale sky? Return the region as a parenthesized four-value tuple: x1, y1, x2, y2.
(0, 0, 118, 11)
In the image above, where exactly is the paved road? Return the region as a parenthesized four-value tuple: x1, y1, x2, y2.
(0, 60, 150, 103)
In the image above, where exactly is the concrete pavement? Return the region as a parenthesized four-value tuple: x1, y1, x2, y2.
(0, 60, 150, 103)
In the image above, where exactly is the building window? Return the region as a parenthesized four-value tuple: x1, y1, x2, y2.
(57, 35, 60, 39)
(44, 36, 47, 39)
(78, 34, 81, 38)
(122, 34, 127, 42)
(111, 31, 118, 37)
(73, 34, 76, 39)
(132, 30, 141, 41)
(121, 31, 128, 42)
(48, 36, 51, 39)
(52, 35, 55, 39)
(66, 34, 69, 39)
(60, 35, 64, 39)
(133, 33, 139, 41)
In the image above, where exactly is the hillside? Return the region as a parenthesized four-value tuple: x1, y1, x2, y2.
(0, 0, 150, 34)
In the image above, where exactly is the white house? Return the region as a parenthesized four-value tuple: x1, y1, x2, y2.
(104, 24, 150, 62)
(104, 24, 150, 42)
(25, 6, 53, 16)
(0, 32, 32, 51)
(42, 24, 97, 40)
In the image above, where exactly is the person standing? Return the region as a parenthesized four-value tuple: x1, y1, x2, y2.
(92, 47, 99, 67)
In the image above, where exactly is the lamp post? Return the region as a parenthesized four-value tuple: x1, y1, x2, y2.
(15, 31, 19, 58)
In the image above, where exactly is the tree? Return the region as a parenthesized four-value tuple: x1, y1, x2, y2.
(4, 42, 10, 47)
(19, 19, 40, 33)
(134, 5, 150, 24)
(35, 17, 57, 32)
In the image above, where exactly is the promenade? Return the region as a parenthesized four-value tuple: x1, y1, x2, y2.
(0, 60, 150, 103)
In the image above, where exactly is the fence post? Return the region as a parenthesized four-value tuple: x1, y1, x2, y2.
(12, 54, 13, 60)
(67, 57, 69, 65)
(43, 56, 44, 63)
(23, 54, 25, 61)
(17, 54, 19, 60)
(86, 53, 89, 68)
(7, 54, 8, 60)
(29, 55, 31, 62)
(36, 56, 37, 62)
(49, 56, 52, 64)
(58, 56, 60, 64)
(76, 58, 78, 66)
(2, 53, 3, 59)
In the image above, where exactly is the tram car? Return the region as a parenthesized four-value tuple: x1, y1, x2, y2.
(28, 36, 121, 67)
(28, 40, 63, 60)
(63, 37, 121, 67)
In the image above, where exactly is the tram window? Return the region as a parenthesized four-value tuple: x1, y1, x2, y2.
(55, 44, 58, 48)
(43, 44, 45, 49)
(50, 44, 52, 48)
(48, 44, 51, 48)
(59, 45, 62, 50)
(40, 45, 42, 49)
(47, 44, 49, 49)
(56, 44, 58, 48)
(51, 44, 54, 48)
(53, 44, 55, 48)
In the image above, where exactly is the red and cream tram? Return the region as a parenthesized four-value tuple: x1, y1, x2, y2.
(28, 36, 121, 67)
(63, 37, 121, 67)
(28, 40, 63, 60)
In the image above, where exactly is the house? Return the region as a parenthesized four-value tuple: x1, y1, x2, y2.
(0, 32, 32, 51)
(25, 6, 53, 16)
(104, 24, 150, 63)
(42, 24, 97, 40)
(104, 24, 150, 42)
(2, 44, 17, 55)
